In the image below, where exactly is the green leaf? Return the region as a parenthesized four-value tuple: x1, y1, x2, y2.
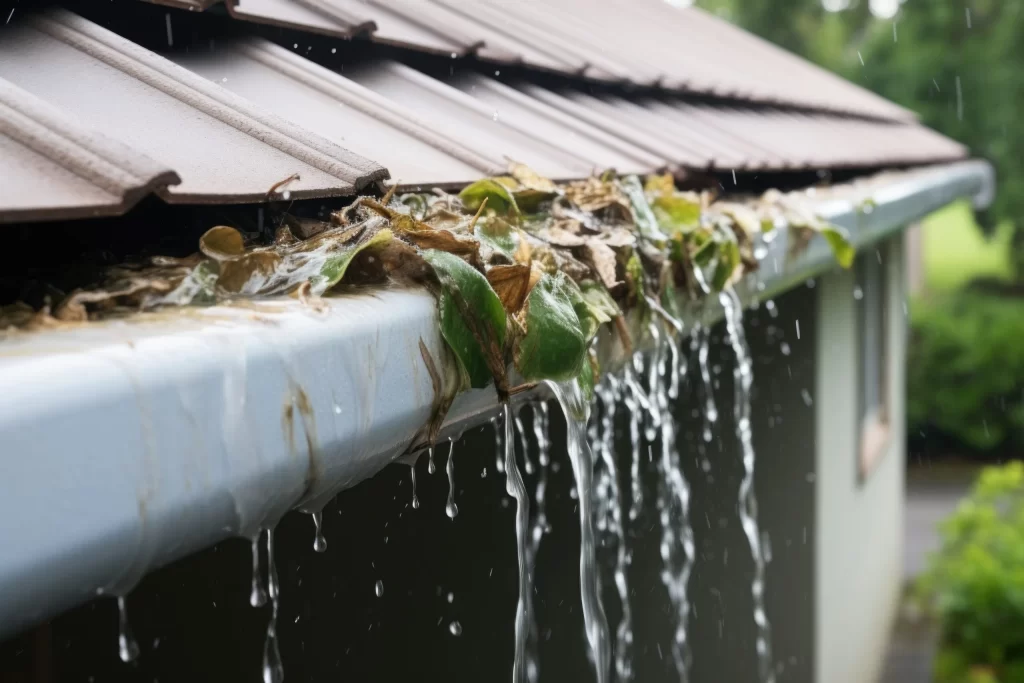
(515, 272, 587, 382)
(577, 352, 597, 403)
(459, 179, 520, 217)
(312, 228, 393, 295)
(422, 250, 508, 390)
(474, 217, 519, 261)
(711, 239, 741, 291)
(821, 226, 855, 269)
(692, 234, 718, 266)
(619, 175, 669, 243)
(579, 280, 621, 326)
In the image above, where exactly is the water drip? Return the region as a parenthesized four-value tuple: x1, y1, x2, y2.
(375, 580, 384, 598)
(263, 528, 284, 683)
(428, 445, 436, 475)
(695, 325, 718, 444)
(622, 360, 647, 522)
(311, 510, 327, 553)
(503, 402, 532, 683)
(548, 380, 611, 683)
(410, 463, 420, 510)
(523, 402, 551, 683)
(250, 532, 268, 608)
(720, 288, 775, 683)
(116, 596, 139, 663)
(493, 414, 506, 474)
(445, 439, 459, 519)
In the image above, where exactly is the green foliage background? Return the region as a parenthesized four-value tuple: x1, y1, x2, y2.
(697, 0, 1024, 279)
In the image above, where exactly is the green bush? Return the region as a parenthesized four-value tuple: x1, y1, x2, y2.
(908, 292, 1024, 453)
(918, 463, 1024, 683)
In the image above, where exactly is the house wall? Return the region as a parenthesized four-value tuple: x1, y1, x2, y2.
(815, 235, 907, 683)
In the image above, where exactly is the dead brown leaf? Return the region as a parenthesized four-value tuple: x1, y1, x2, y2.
(486, 264, 532, 314)
(583, 239, 620, 290)
(199, 226, 245, 261)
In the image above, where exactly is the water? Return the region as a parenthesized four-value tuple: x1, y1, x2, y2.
(116, 596, 139, 663)
(515, 411, 534, 475)
(493, 414, 506, 474)
(548, 380, 611, 683)
(503, 402, 532, 683)
(593, 376, 635, 682)
(428, 445, 437, 475)
(695, 324, 718, 444)
(520, 403, 547, 683)
(445, 439, 459, 519)
(263, 528, 284, 683)
(311, 510, 327, 553)
(720, 288, 775, 683)
(250, 532, 267, 608)
(622, 359, 647, 521)
(449, 620, 463, 636)
(410, 464, 421, 509)
(375, 580, 384, 598)
(651, 328, 696, 681)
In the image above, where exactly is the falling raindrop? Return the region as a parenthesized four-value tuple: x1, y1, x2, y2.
(503, 402, 532, 683)
(311, 510, 327, 553)
(780, 342, 791, 356)
(428, 445, 436, 475)
(853, 286, 864, 300)
(116, 596, 139, 663)
(449, 620, 463, 636)
(375, 580, 384, 598)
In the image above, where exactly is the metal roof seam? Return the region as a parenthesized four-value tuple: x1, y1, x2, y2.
(237, 39, 504, 175)
(35, 10, 388, 189)
(293, 0, 377, 34)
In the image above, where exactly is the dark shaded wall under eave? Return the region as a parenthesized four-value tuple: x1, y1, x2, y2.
(0, 282, 818, 683)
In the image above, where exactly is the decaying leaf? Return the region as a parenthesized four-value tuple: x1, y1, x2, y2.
(487, 264, 532, 314)
(200, 226, 246, 261)
(582, 239, 620, 290)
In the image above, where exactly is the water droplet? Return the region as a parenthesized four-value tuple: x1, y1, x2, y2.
(311, 511, 327, 553)
(375, 580, 384, 598)
(853, 286, 864, 300)
(263, 529, 284, 683)
(447, 592, 454, 604)
(117, 596, 139, 663)
(445, 440, 459, 519)
(333, 403, 342, 415)
(780, 342, 791, 356)
(410, 465, 420, 509)
(449, 620, 463, 636)
(492, 110, 500, 122)
(428, 445, 436, 474)
(250, 533, 267, 607)
(801, 389, 813, 407)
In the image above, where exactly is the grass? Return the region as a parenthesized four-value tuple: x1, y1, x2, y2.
(921, 201, 1015, 292)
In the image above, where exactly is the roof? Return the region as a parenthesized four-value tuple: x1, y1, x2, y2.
(0, 5, 967, 222)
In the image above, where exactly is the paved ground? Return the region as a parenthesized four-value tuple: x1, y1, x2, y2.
(879, 462, 981, 683)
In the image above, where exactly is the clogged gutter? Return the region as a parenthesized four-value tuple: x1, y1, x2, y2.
(0, 165, 851, 430)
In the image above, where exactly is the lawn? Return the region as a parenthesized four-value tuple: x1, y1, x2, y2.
(921, 201, 1015, 291)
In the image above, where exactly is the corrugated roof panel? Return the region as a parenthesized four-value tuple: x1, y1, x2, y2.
(450, 74, 661, 175)
(0, 11, 387, 204)
(175, 39, 502, 186)
(343, 61, 598, 180)
(0, 77, 181, 223)
(227, 0, 364, 38)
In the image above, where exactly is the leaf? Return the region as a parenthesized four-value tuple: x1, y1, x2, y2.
(475, 216, 519, 262)
(653, 194, 702, 233)
(422, 249, 508, 391)
(459, 179, 519, 217)
(583, 239, 620, 290)
(540, 226, 586, 247)
(643, 173, 676, 196)
(577, 350, 598, 403)
(311, 228, 393, 295)
(714, 202, 762, 235)
(218, 251, 283, 294)
(487, 264, 532, 314)
(199, 226, 245, 261)
(822, 226, 855, 268)
(509, 161, 558, 194)
(514, 272, 587, 382)
(711, 239, 741, 292)
(579, 280, 621, 325)
(619, 175, 669, 242)
(692, 234, 718, 266)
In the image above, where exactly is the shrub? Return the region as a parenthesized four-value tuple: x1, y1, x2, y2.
(907, 292, 1024, 453)
(918, 463, 1024, 683)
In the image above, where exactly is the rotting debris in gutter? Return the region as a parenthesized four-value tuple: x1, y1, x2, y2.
(0, 164, 855, 683)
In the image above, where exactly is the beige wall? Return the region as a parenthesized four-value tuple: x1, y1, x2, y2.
(814, 235, 907, 683)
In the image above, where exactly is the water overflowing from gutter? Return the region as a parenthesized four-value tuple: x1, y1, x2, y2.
(116, 596, 139, 663)
(720, 287, 775, 683)
(503, 402, 532, 683)
(250, 532, 267, 608)
(262, 527, 284, 683)
(522, 402, 550, 683)
(445, 439, 459, 520)
(593, 376, 634, 682)
(548, 380, 611, 683)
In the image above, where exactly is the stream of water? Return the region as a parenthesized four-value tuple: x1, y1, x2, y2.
(503, 402, 532, 683)
(721, 288, 775, 683)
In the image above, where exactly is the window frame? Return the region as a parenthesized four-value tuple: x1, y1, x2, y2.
(856, 242, 892, 483)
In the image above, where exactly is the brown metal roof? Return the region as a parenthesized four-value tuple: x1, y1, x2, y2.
(0, 10, 387, 208)
(174, 38, 502, 187)
(0, 77, 181, 223)
(153, 0, 918, 121)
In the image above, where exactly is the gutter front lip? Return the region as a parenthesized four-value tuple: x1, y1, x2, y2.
(0, 159, 994, 639)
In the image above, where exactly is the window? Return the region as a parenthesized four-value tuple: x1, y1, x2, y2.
(857, 244, 891, 481)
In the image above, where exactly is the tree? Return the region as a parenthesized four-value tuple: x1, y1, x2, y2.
(698, 0, 1024, 283)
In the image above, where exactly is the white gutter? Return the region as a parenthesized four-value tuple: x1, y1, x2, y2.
(0, 160, 993, 638)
